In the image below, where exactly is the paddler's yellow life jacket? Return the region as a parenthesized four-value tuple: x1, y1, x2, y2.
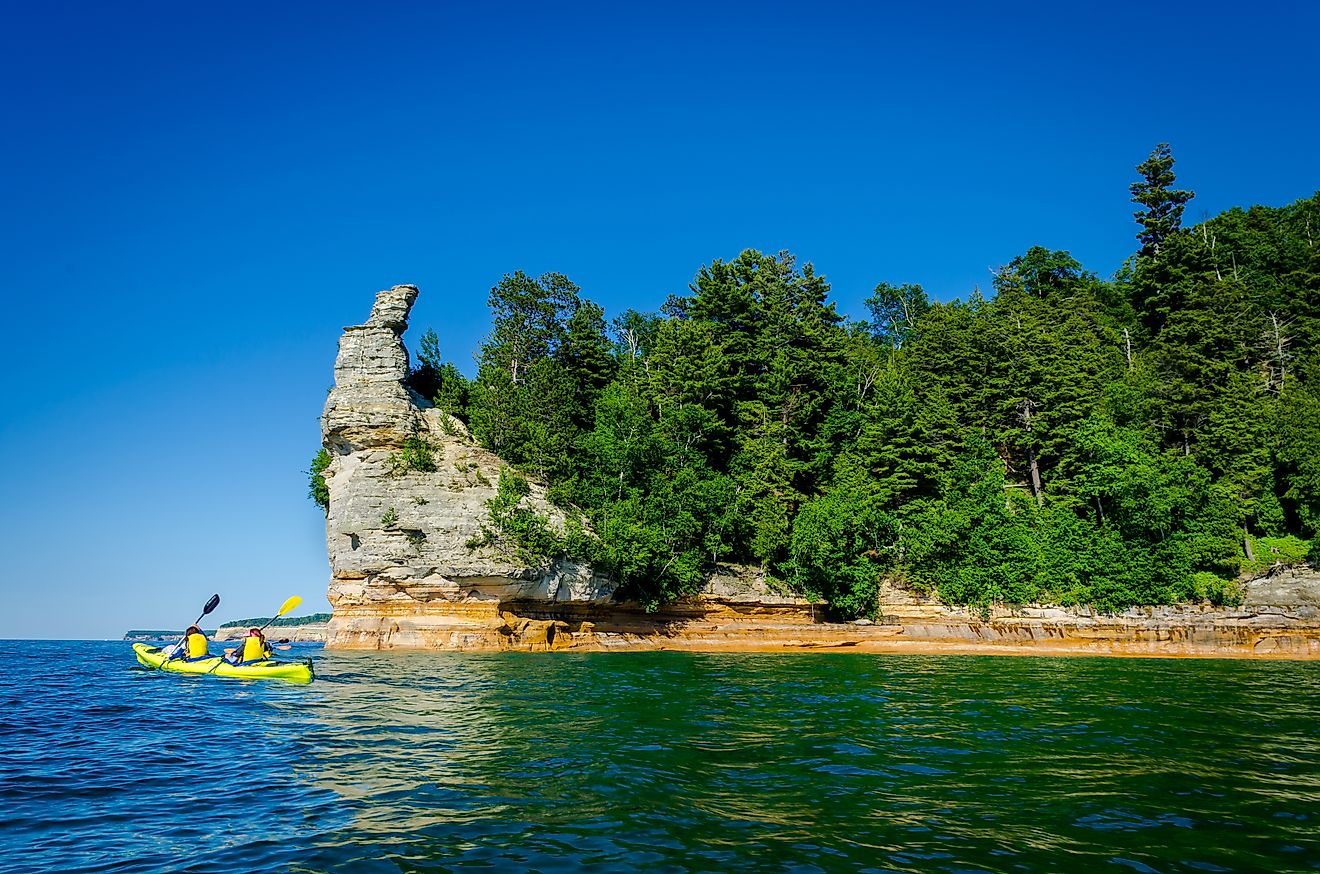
(240, 635, 272, 663)
(185, 632, 208, 659)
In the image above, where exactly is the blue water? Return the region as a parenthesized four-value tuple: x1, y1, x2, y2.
(2, 641, 1319, 873)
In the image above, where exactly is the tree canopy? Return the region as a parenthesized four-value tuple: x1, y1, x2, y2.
(325, 146, 1320, 617)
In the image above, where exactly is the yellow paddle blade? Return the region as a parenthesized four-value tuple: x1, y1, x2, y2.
(276, 595, 302, 617)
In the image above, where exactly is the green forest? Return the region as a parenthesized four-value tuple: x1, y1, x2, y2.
(218, 613, 332, 629)
(315, 146, 1320, 617)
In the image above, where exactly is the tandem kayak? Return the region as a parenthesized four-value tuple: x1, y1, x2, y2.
(133, 643, 314, 683)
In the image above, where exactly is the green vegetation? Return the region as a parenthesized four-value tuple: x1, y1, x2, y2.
(389, 436, 438, 475)
(1242, 534, 1310, 576)
(380, 507, 398, 527)
(218, 613, 331, 629)
(406, 327, 471, 418)
(315, 145, 1320, 617)
(1191, 572, 1244, 608)
(309, 449, 331, 513)
(469, 467, 574, 564)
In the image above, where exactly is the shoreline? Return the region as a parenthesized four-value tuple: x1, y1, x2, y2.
(323, 603, 1320, 660)
(323, 637, 1320, 660)
(317, 285, 1320, 667)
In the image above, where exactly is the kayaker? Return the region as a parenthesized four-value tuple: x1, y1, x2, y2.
(229, 627, 273, 665)
(167, 625, 209, 661)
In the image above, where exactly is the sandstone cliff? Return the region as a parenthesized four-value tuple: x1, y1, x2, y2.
(322, 285, 628, 649)
(320, 285, 1320, 658)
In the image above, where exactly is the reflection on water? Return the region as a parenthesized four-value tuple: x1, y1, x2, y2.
(2, 643, 1319, 873)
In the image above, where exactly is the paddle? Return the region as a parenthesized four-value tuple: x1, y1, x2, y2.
(162, 594, 220, 662)
(209, 596, 302, 673)
(259, 596, 303, 633)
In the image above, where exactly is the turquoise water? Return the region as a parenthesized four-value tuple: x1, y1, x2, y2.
(3, 642, 1318, 873)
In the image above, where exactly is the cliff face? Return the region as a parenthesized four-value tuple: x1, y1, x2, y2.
(321, 285, 616, 648)
(320, 286, 1320, 658)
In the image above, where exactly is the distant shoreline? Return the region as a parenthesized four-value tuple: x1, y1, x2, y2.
(123, 630, 215, 641)
(213, 623, 328, 643)
(123, 614, 331, 642)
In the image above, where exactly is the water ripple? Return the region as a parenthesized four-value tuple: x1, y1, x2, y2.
(2, 644, 1318, 872)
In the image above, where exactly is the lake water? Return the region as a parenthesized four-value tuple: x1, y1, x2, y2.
(2, 641, 1318, 873)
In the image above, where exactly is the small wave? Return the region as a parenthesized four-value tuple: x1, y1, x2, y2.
(1, 642, 1317, 873)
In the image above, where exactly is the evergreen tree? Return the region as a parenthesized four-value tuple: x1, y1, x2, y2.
(1131, 143, 1194, 257)
(406, 327, 471, 418)
(556, 300, 616, 431)
(469, 271, 593, 479)
(429, 171, 1320, 616)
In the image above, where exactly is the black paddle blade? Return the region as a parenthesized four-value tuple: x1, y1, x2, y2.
(202, 594, 220, 615)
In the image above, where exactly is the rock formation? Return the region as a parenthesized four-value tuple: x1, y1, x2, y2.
(322, 285, 611, 649)
(320, 286, 792, 649)
(320, 285, 1320, 658)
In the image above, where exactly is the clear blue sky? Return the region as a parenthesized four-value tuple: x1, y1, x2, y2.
(2, 1, 1316, 638)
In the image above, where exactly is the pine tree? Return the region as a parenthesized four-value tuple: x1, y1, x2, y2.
(1131, 143, 1194, 258)
(556, 300, 616, 430)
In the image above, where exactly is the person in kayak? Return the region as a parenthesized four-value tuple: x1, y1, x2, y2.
(166, 625, 210, 661)
(229, 627, 273, 665)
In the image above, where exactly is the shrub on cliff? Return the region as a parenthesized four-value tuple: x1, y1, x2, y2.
(308, 449, 331, 513)
(787, 488, 897, 619)
(389, 437, 437, 475)
(471, 467, 567, 564)
(1191, 572, 1244, 607)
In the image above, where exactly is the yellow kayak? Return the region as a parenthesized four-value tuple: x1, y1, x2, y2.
(133, 643, 314, 684)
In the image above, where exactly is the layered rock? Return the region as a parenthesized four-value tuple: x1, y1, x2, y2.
(322, 285, 592, 647)
(320, 285, 1320, 658)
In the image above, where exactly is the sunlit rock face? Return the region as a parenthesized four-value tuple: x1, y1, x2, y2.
(320, 285, 610, 649)
(319, 286, 1320, 657)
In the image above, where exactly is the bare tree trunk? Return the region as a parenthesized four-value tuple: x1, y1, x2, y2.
(1244, 526, 1256, 564)
(1027, 447, 1044, 507)
(1277, 316, 1287, 390)
(1017, 399, 1044, 507)
(1269, 312, 1290, 393)
(1122, 328, 1133, 370)
(1205, 228, 1222, 281)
